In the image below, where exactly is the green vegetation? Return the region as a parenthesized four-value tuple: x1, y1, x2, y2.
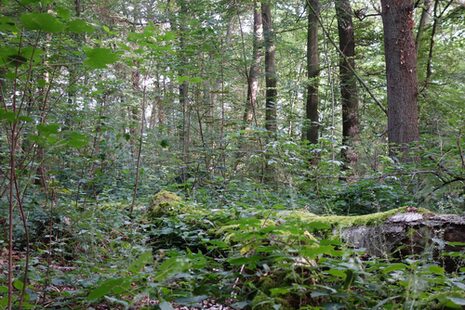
(1, 0, 464, 309)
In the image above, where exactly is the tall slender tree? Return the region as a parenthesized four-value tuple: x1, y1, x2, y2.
(381, 0, 420, 158)
(261, 1, 277, 136)
(178, 0, 190, 164)
(305, 0, 320, 144)
(243, 0, 263, 128)
(335, 0, 359, 166)
(415, 0, 432, 52)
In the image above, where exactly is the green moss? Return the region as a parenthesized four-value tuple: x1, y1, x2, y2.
(147, 190, 183, 218)
(284, 206, 431, 229)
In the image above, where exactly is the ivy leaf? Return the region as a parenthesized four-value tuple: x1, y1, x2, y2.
(84, 48, 119, 69)
(67, 19, 95, 33)
(20, 13, 64, 33)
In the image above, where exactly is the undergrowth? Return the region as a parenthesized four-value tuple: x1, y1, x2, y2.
(1, 188, 464, 309)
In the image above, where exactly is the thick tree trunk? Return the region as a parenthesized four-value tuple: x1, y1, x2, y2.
(261, 1, 277, 136)
(243, 1, 263, 128)
(305, 0, 320, 144)
(335, 0, 359, 166)
(381, 0, 420, 159)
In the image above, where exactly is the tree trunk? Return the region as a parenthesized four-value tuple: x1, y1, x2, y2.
(415, 0, 432, 52)
(168, 0, 190, 164)
(381, 0, 419, 159)
(335, 0, 360, 166)
(130, 69, 141, 159)
(261, 1, 277, 136)
(425, 0, 440, 88)
(180, 80, 190, 164)
(243, 1, 263, 128)
(179, 0, 190, 164)
(305, 0, 320, 144)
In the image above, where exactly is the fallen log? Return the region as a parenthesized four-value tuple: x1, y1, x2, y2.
(280, 207, 465, 271)
(147, 191, 465, 272)
(339, 209, 465, 271)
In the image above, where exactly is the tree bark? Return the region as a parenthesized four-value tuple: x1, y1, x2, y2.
(381, 0, 420, 159)
(335, 0, 360, 166)
(243, 1, 263, 128)
(305, 0, 320, 144)
(261, 1, 277, 136)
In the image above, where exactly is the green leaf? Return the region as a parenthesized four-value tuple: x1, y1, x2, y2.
(382, 263, 407, 274)
(154, 256, 190, 282)
(448, 297, 465, 306)
(299, 245, 336, 258)
(18, 116, 33, 122)
(0, 16, 17, 32)
(0, 47, 21, 66)
(84, 48, 119, 69)
(159, 301, 175, 310)
(67, 19, 95, 33)
(20, 13, 64, 33)
(270, 287, 292, 296)
(128, 252, 152, 274)
(227, 255, 260, 268)
(160, 31, 176, 41)
(65, 131, 89, 148)
(56, 7, 71, 19)
(37, 123, 60, 135)
(87, 277, 131, 301)
(326, 269, 346, 279)
(13, 279, 24, 290)
(0, 110, 16, 123)
(427, 265, 444, 275)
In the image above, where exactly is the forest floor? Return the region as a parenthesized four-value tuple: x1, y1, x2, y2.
(2, 193, 465, 309)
